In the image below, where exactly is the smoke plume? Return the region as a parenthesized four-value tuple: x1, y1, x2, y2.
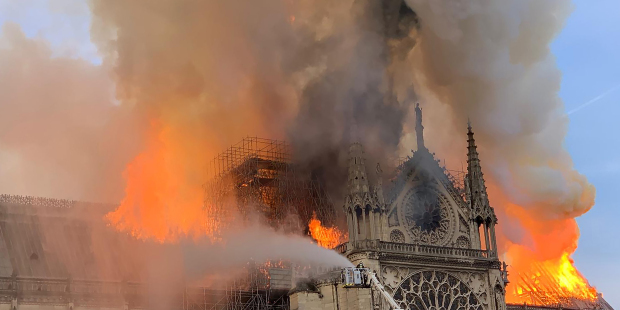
(88, 0, 414, 239)
(0, 22, 139, 202)
(400, 0, 596, 299)
(183, 224, 353, 276)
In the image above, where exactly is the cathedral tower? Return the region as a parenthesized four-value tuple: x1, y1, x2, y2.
(466, 121, 499, 256)
(344, 142, 387, 242)
(338, 104, 508, 310)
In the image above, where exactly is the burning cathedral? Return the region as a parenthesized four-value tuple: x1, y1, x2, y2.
(0, 0, 613, 310)
(0, 108, 612, 309)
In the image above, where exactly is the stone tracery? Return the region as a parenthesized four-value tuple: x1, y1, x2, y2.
(390, 229, 406, 243)
(392, 271, 483, 310)
(400, 185, 453, 245)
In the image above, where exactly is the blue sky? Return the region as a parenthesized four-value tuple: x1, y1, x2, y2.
(0, 0, 99, 63)
(557, 0, 620, 306)
(1, 0, 618, 306)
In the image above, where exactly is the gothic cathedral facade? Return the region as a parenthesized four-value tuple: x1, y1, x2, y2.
(339, 104, 509, 310)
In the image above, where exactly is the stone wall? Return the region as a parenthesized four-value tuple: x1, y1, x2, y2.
(290, 283, 373, 310)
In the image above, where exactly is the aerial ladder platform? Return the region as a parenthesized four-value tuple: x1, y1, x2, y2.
(341, 267, 403, 310)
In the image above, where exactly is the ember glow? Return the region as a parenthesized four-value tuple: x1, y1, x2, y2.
(308, 212, 347, 249)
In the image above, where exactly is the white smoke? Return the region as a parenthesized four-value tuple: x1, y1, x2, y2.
(182, 224, 352, 278)
(401, 0, 595, 261)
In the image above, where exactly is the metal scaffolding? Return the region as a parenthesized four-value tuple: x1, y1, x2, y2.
(182, 262, 291, 310)
(182, 287, 289, 310)
(204, 137, 337, 230)
(196, 137, 340, 310)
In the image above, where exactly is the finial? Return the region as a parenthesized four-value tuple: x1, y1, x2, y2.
(467, 118, 472, 130)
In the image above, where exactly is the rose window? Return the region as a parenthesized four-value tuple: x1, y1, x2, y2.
(392, 271, 482, 310)
(402, 186, 452, 245)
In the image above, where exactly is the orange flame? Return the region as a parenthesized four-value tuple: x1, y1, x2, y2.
(508, 252, 597, 304)
(555, 254, 597, 298)
(308, 212, 347, 249)
(106, 121, 223, 243)
(488, 185, 599, 305)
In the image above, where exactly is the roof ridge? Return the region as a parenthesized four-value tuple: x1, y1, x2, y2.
(0, 194, 112, 209)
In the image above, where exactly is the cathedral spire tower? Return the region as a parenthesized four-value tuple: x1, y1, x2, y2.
(415, 103, 426, 151)
(466, 121, 498, 257)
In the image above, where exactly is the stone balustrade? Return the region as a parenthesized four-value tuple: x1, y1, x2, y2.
(0, 276, 144, 297)
(0, 194, 111, 209)
(507, 304, 580, 310)
(0, 276, 286, 309)
(334, 240, 494, 259)
(0, 276, 147, 308)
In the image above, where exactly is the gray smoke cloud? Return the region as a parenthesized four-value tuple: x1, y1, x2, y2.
(86, 0, 419, 235)
(286, 0, 414, 199)
(398, 0, 596, 288)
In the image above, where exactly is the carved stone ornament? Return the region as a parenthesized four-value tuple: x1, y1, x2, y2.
(459, 216, 469, 233)
(390, 229, 406, 243)
(456, 236, 470, 249)
(458, 272, 489, 306)
(494, 285, 506, 310)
